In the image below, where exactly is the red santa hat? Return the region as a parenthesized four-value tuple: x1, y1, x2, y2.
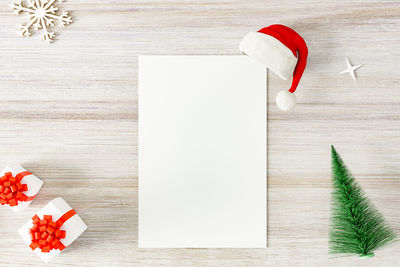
(239, 24, 308, 111)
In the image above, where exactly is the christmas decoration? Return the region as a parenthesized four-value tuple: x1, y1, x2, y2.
(339, 58, 363, 80)
(29, 213, 69, 252)
(10, 0, 72, 44)
(239, 24, 308, 111)
(19, 198, 87, 263)
(330, 146, 397, 258)
(0, 166, 43, 212)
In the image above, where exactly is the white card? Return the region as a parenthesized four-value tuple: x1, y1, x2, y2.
(138, 56, 267, 248)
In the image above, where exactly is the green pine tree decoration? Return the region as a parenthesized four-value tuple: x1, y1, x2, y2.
(330, 145, 397, 258)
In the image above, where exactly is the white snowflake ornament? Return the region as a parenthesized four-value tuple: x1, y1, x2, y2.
(10, 0, 72, 44)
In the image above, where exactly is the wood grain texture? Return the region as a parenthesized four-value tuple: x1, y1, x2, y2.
(0, 0, 400, 266)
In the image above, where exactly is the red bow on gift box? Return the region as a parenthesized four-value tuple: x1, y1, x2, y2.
(0, 172, 35, 206)
(29, 209, 76, 253)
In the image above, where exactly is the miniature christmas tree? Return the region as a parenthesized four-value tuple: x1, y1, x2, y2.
(330, 145, 397, 258)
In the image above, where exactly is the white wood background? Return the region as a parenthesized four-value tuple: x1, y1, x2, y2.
(0, 0, 399, 266)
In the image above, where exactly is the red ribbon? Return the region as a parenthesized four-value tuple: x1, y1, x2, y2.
(0, 171, 36, 206)
(29, 209, 77, 253)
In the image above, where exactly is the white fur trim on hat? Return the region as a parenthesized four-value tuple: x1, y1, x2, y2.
(239, 31, 297, 80)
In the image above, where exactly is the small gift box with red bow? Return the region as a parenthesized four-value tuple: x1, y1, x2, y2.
(18, 197, 88, 263)
(0, 165, 43, 212)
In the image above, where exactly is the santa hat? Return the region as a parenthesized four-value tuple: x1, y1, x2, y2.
(239, 24, 308, 111)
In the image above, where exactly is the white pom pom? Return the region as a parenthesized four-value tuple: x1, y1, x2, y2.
(275, 90, 297, 111)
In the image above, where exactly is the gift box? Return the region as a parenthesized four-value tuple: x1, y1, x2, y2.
(18, 197, 88, 263)
(0, 165, 43, 212)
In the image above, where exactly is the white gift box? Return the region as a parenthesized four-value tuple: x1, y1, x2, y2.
(19, 197, 88, 263)
(0, 165, 43, 212)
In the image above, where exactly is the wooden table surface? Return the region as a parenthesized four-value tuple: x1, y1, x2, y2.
(0, 0, 399, 266)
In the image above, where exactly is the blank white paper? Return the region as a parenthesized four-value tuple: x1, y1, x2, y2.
(138, 55, 266, 248)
